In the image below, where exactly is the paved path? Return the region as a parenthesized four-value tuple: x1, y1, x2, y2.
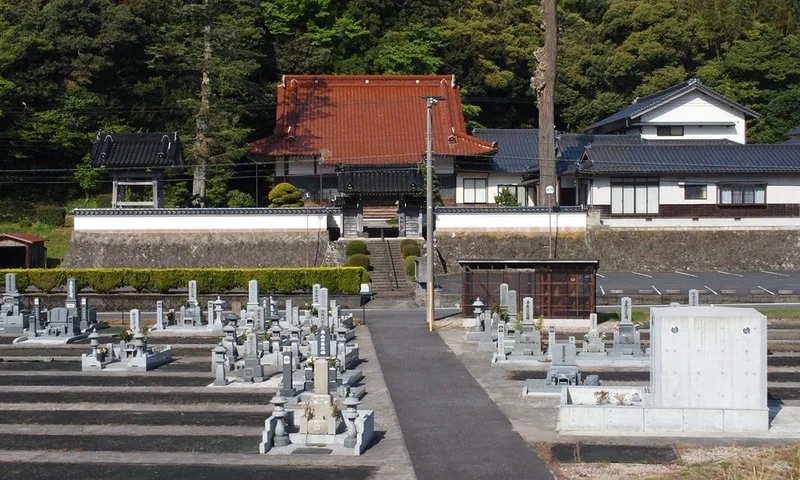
(367, 309, 554, 480)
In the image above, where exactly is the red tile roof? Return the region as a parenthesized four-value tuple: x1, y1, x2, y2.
(249, 75, 498, 165)
(1, 232, 46, 244)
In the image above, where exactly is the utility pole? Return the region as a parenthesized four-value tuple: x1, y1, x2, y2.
(193, 0, 212, 200)
(424, 96, 443, 332)
(533, 0, 558, 207)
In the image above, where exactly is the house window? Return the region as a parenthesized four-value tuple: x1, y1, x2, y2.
(463, 178, 488, 204)
(497, 184, 531, 206)
(656, 126, 684, 137)
(718, 183, 766, 205)
(684, 184, 707, 200)
(610, 177, 659, 214)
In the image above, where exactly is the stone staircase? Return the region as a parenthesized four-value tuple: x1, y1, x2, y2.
(367, 239, 416, 296)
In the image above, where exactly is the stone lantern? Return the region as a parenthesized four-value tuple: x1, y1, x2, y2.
(270, 393, 290, 447)
(342, 393, 361, 448)
(472, 297, 485, 332)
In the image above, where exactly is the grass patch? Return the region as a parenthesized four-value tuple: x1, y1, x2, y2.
(652, 443, 800, 480)
(598, 311, 649, 325)
(758, 308, 800, 320)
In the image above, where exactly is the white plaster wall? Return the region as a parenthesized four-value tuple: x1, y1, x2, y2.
(435, 211, 587, 232)
(638, 91, 746, 144)
(657, 175, 800, 205)
(650, 306, 767, 410)
(73, 213, 333, 232)
(454, 173, 531, 205)
(589, 177, 611, 207)
(598, 217, 800, 230)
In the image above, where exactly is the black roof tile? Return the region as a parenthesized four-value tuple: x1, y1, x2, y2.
(90, 132, 183, 168)
(579, 144, 800, 174)
(337, 166, 423, 195)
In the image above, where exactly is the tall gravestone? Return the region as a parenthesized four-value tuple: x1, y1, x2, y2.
(156, 301, 164, 330)
(129, 309, 141, 333)
(547, 325, 556, 358)
(65, 278, 78, 310)
(280, 350, 295, 396)
(188, 280, 198, 306)
(495, 322, 506, 361)
(523, 297, 534, 324)
(611, 297, 643, 356)
(507, 290, 518, 318)
(318, 325, 331, 359)
(285, 299, 294, 324)
(312, 284, 321, 307)
(319, 288, 329, 328)
(499, 283, 509, 310)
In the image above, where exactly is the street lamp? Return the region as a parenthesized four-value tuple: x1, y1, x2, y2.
(546, 185, 555, 259)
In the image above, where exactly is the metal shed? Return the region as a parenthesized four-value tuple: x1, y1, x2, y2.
(0, 232, 47, 268)
(458, 259, 599, 319)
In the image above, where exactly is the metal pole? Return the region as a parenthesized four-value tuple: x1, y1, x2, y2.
(424, 96, 442, 332)
(548, 195, 552, 259)
(255, 161, 259, 207)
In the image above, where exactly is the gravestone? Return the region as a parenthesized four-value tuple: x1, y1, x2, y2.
(280, 350, 295, 396)
(610, 297, 643, 356)
(0, 273, 25, 334)
(688, 289, 700, 307)
(495, 322, 506, 362)
(156, 301, 164, 330)
(318, 325, 331, 358)
(546, 343, 582, 386)
(248, 280, 259, 306)
(285, 299, 293, 324)
(65, 278, 78, 310)
(507, 290, 518, 318)
(188, 280, 198, 306)
(523, 297, 534, 327)
(241, 332, 264, 383)
(581, 313, 606, 356)
(499, 283, 509, 310)
(129, 309, 141, 333)
(319, 288, 330, 327)
(300, 358, 337, 436)
(547, 325, 556, 358)
(292, 307, 300, 327)
(312, 284, 321, 307)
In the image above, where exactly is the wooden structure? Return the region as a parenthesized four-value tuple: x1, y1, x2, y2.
(458, 259, 599, 319)
(90, 132, 183, 208)
(0, 232, 47, 268)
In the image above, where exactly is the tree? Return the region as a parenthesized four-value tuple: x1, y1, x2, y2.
(268, 182, 304, 207)
(534, 0, 558, 207)
(73, 156, 104, 200)
(494, 187, 520, 206)
(147, 0, 264, 199)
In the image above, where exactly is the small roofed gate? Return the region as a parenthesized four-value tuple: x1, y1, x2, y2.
(336, 166, 424, 238)
(458, 259, 599, 319)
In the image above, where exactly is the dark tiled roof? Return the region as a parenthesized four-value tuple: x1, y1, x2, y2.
(337, 166, 423, 195)
(472, 128, 538, 173)
(557, 133, 644, 161)
(72, 207, 339, 216)
(585, 78, 760, 133)
(786, 127, 800, 143)
(90, 132, 183, 168)
(249, 75, 498, 165)
(579, 144, 800, 174)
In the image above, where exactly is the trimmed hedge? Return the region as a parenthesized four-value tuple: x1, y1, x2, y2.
(345, 240, 369, 256)
(401, 242, 420, 258)
(0, 267, 368, 295)
(345, 254, 370, 270)
(399, 239, 418, 249)
(404, 256, 416, 277)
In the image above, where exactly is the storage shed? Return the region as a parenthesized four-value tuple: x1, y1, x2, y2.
(0, 232, 47, 268)
(458, 259, 599, 319)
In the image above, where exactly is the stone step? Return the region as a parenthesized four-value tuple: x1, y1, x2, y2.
(0, 409, 267, 426)
(0, 433, 260, 454)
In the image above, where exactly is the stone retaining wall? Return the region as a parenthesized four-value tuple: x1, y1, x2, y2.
(64, 231, 345, 268)
(434, 230, 800, 273)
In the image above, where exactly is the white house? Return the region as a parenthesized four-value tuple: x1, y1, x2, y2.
(584, 78, 760, 144)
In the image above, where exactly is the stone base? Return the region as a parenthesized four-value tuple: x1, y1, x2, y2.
(81, 347, 173, 372)
(15, 332, 89, 345)
(260, 409, 375, 455)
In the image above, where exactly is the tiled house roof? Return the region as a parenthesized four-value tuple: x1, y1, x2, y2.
(470, 129, 538, 173)
(90, 132, 183, 168)
(786, 127, 800, 143)
(584, 78, 760, 134)
(578, 144, 800, 174)
(249, 75, 498, 165)
(337, 166, 423, 195)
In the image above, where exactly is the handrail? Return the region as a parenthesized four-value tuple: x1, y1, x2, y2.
(385, 239, 400, 291)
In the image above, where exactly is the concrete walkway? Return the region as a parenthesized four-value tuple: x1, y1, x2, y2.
(367, 309, 554, 480)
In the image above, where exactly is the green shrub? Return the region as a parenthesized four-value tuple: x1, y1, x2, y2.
(399, 238, 417, 249)
(345, 254, 370, 270)
(268, 182, 304, 207)
(404, 256, 416, 277)
(401, 242, 420, 258)
(227, 190, 256, 207)
(345, 240, 369, 256)
(494, 187, 521, 206)
(36, 206, 66, 226)
(0, 267, 367, 295)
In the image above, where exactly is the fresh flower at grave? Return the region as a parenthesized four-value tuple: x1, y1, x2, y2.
(119, 329, 134, 342)
(98, 346, 109, 356)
